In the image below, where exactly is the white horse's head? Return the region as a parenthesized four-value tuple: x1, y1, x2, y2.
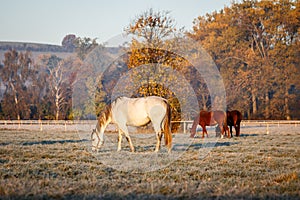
(91, 129, 104, 152)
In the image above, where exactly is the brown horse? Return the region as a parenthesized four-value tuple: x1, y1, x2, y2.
(190, 110, 230, 138)
(227, 110, 242, 137)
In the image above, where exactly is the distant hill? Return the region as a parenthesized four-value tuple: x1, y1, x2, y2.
(0, 41, 76, 64)
(0, 41, 121, 64)
(0, 41, 73, 53)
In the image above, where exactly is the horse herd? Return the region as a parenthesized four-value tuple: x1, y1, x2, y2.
(190, 110, 242, 139)
(91, 96, 242, 153)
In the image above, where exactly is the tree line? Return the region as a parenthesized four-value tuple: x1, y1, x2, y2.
(189, 0, 299, 119)
(0, 0, 299, 120)
(0, 37, 97, 120)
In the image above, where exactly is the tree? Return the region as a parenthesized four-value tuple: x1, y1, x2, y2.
(125, 8, 177, 47)
(40, 55, 78, 120)
(62, 34, 76, 52)
(189, 0, 299, 119)
(74, 37, 98, 61)
(267, 0, 300, 119)
(123, 9, 189, 123)
(0, 50, 38, 119)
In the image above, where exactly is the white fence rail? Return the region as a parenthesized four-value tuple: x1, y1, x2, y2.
(0, 120, 299, 133)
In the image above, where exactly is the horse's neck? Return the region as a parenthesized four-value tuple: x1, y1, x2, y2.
(98, 115, 111, 132)
(97, 106, 112, 133)
(96, 115, 111, 142)
(96, 122, 102, 132)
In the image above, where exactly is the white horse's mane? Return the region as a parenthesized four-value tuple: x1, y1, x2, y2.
(98, 104, 112, 127)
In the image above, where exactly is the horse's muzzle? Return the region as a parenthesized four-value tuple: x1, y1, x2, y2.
(91, 146, 100, 152)
(91, 141, 104, 152)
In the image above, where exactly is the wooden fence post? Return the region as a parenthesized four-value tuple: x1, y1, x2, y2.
(39, 120, 43, 131)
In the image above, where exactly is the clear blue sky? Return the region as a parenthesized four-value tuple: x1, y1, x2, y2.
(0, 0, 234, 45)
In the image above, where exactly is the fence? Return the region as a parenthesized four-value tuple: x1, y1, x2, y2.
(0, 120, 94, 132)
(0, 120, 299, 133)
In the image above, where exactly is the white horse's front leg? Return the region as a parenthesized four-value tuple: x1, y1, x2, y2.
(117, 129, 122, 151)
(119, 124, 135, 152)
(126, 135, 135, 152)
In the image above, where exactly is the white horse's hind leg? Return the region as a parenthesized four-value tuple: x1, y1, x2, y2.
(152, 119, 164, 152)
(125, 134, 135, 152)
(150, 108, 165, 152)
(155, 131, 163, 152)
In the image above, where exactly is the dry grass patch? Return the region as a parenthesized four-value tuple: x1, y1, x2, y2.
(0, 125, 299, 199)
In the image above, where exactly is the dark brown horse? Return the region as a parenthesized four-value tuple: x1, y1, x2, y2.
(190, 110, 230, 138)
(227, 110, 242, 137)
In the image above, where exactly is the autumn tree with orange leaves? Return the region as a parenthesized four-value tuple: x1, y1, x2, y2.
(189, 0, 299, 119)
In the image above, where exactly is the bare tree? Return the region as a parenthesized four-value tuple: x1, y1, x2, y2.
(124, 8, 177, 47)
(48, 62, 67, 120)
(40, 55, 75, 120)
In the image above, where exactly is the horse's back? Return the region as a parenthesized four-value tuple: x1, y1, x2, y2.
(234, 110, 242, 121)
(199, 110, 210, 117)
(128, 96, 168, 112)
(212, 110, 227, 124)
(227, 110, 242, 125)
(145, 96, 168, 106)
(199, 110, 226, 126)
(116, 97, 147, 126)
(213, 110, 226, 118)
(199, 110, 214, 125)
(112, 96, 168, 126)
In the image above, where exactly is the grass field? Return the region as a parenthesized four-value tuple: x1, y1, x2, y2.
(0, 123, 299, 199)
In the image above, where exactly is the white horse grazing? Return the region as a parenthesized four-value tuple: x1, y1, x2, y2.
(91, 96, 172, 153)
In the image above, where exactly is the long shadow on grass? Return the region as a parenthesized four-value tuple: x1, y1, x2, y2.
(191, 141, 239, 149)
(172, 141, 240, 151)
(0, 142, 10, 146)
(21, 139, 89, 146)
(239, 133, 259, 137)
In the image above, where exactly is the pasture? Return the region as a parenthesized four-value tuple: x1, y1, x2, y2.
(0, 122, 299, 199)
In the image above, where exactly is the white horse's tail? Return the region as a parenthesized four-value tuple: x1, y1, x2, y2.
(163, 102, 172, 152)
